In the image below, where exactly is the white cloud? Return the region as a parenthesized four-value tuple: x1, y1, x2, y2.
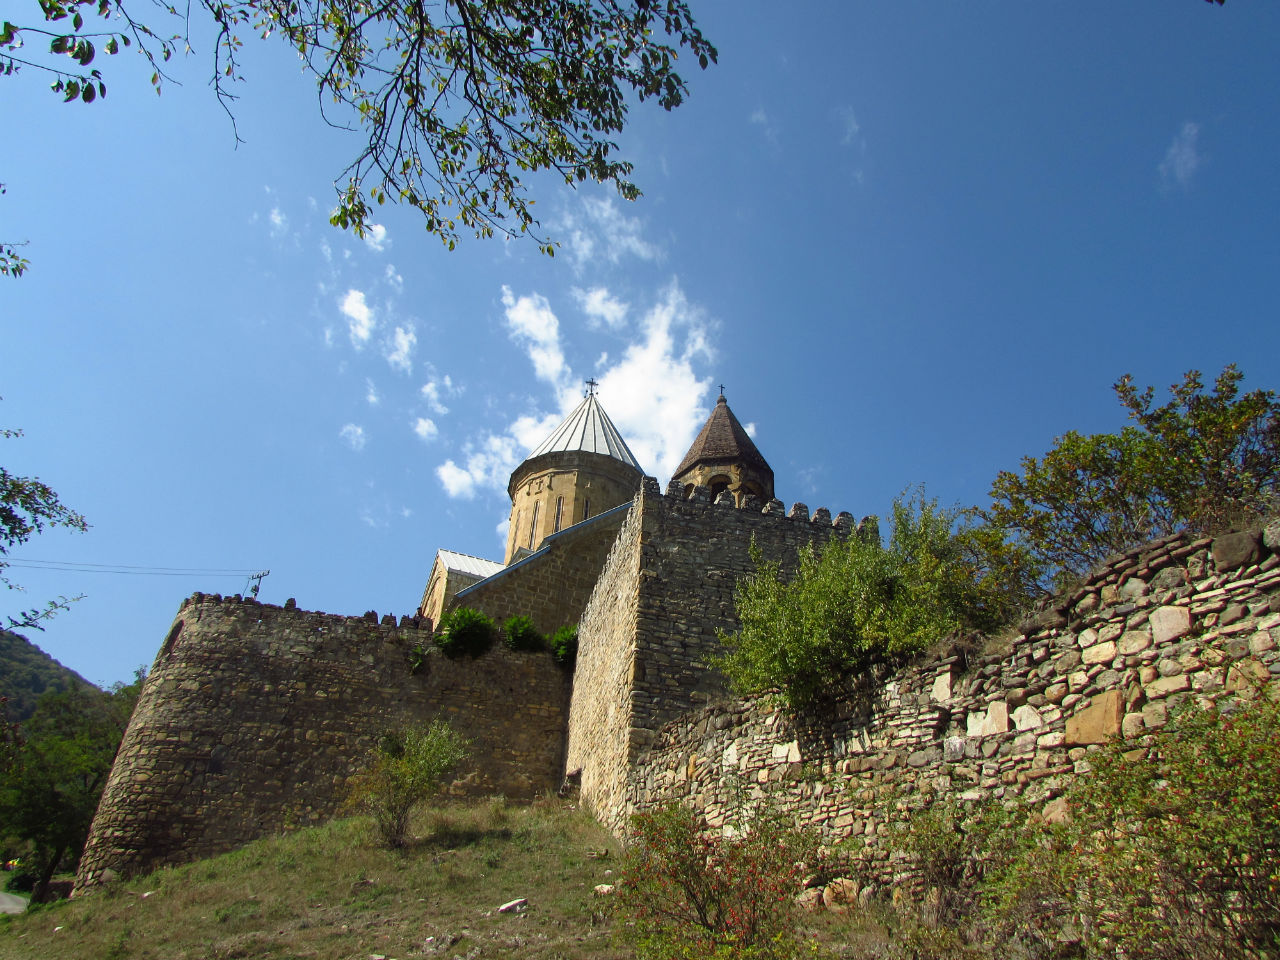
(750, 108, 778, 144)
(384, 323, 417, 374)
(437, 460, 476, 499)
(385, 263, 403, 292)
(341, 289, 375, 346)
(573, 286, 629, 330)
(420, 378, 452, 415)
(339, 423, 367, 451)
(365, 379, 380, 406)
(269, 207, 288, 238)
(320, 239, 333, 263)
(502, 286, 574, 403)
(386, 326, 417, 372)
(436, 281, 716, 500)
(1159, 121, 1202, 190)
(836, 106, 860, 146)
(364, 223, 390, 252)
(413, 417, 438, 441)
(744, 422, 758, 438)
(595, 281, 714, 479)
(560, 196, 662, 268)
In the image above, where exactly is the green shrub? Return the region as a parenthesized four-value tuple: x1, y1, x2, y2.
(718, 489, 1007, 710)
(982, 695, 1280, 960)
(502, 615, 545, 652)
(345, 719, 469, 848)
(434, 607, 495, 658)
(549, 624, 578, 665)
(616, 803, 815, 960)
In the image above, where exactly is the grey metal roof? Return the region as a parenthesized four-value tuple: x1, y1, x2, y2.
(525, 393, 643, 471)
(435, 550, 504, 579)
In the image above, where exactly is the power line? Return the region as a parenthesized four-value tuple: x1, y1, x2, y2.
(4, 559, 265, 578)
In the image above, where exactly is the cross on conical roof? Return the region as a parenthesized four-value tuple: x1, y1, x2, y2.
(525, 387, 642, 471)
(672, 391, 771, 479)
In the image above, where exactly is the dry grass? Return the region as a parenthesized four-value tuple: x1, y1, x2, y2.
(0, 797, 626, 960)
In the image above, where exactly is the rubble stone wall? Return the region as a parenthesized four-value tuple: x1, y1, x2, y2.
(622, 521, 1280, 889)
(76, 594, 571, 890)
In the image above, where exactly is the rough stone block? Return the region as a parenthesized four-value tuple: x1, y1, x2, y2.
(1213, 531, 1261, 572)
(1118, 630, 1152, 655)
(966, 701, 1009, 737)
(1146, 674, 1191, 698)
(1011, 704, 1044, 731)
(1065, 690, 1122, 745)
(931, 669, 952, 703)
(1082, 641, 1117, 665)
(1150, 606, 1192, 645)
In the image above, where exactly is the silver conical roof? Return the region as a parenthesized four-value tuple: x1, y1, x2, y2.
(525, 392, 642, 471)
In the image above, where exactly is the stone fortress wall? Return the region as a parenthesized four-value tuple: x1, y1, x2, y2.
(614, 520, 1280, 889)
(76, 595, 572, 890)
(75, 456, 1280, 896)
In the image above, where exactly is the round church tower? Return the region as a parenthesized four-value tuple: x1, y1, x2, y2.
(671, 390, 774, 506)
(504, 382, 644, 564)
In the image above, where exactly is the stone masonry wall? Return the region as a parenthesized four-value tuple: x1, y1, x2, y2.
(569, 478, 861, 832)
(457, 507, 628, 637)
(619, 520, 1280, 891)
(564, 498, 646, 825)
(76, 594, 571, 890)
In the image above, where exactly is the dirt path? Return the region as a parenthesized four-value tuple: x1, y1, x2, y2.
(0, 892, 26, 915)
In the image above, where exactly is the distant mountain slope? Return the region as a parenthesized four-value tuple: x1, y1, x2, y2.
(0, 630, 97, 722)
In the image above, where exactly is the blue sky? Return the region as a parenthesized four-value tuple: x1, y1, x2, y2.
(4, 2, 1279, 686)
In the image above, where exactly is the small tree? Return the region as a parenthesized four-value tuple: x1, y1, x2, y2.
(719, 489, 1012, 711)
(346, 719, 469, 848)
(616, 803, 815, 960)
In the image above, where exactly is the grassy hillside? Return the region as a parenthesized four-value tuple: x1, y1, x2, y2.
(0, 630, 97, 722)
(0, 799, 630, 960)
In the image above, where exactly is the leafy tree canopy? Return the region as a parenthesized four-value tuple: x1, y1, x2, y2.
(2, 416, 88, 630)
(0, 672, 143, 900)
(979, 364, 1279, 592)
(719, 490, 1018, 712)
(1, 0, 718, 255)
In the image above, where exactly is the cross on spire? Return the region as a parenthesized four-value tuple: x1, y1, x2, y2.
(717, 384, 726, 399)
(585, 378, 599, 397)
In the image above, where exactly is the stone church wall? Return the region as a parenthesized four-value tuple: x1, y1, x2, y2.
(76, 594, 571, 890)
(568, 478, 857, 832)
(619, 523, 1280, 888)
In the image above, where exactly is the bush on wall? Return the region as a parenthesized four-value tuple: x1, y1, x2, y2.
(502, 615, 545, 652)
(549, 624, 578, 665)
(434, 607, 495, 659)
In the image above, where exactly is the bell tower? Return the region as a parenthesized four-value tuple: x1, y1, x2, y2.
(671, 389, 774, 505)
